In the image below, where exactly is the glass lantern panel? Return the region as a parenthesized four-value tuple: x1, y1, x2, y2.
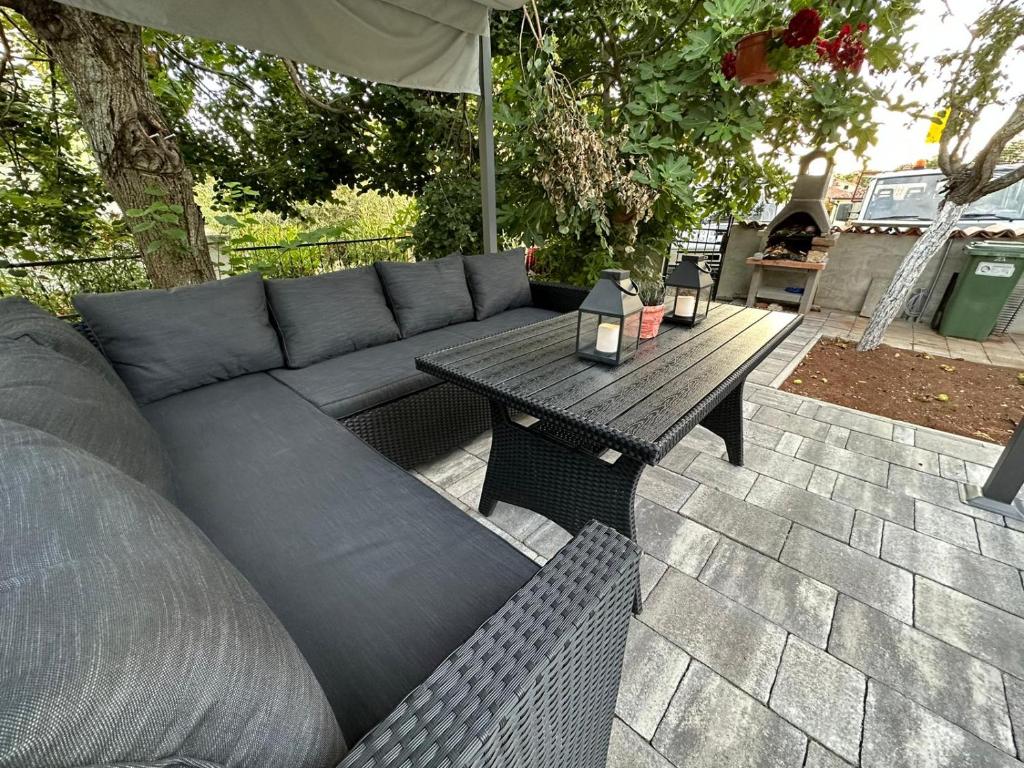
(578, 310, 622, 363)
(669, 287, 699, 319)
(622, 309, 642, 355)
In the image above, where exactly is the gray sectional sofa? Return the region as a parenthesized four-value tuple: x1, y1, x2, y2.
(0, 250, 639, 768)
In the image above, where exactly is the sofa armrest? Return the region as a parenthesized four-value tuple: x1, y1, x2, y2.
(337, 520, 639, 768)
(529, 280, 589, 313)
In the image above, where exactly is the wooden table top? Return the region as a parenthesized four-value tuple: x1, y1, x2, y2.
(417, 303, 801, 464)
(746, 257, 827, 271)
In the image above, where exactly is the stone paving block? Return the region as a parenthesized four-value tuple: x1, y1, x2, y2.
(681, 485, 791, 559)
(977, 520, 1024, 571)
(639, 465, 699, 511)
(743, 400, 760, 419)
(796, 439, 890, 486)
(642, 569, 787, 702)
(832, 474, 914, 527)
(845, 431, 940, 475)
(862, 681, 1021, 768)
(747, 476, 854, 542)
(1006, 516, 1024, 533)
(419, 448, 486, 488)
(825, 424, 851, 449)
(743, 443, 815, 488)
(660, 443, 699, 475)
(699, 539, 837, 648)
(463, 430, 492, 457)
(652, 662, 806, 768)
(780, 525, 913, 623)
(607, 719, 675, 768)
(636, 497, 719, 576)
(915, 499, 979, 552)
(913, 430, 1004, 467)
(804, 743, 851, 768)
(915, 578, 1024, 679)
(754, 405, 831, 441)
(893, 424, 916, 445)
(747, 386, 804, 414)
(776, 431, 804, 456)
(523, 519, 572, 559)
(682, 452, 758, 499)
(814, 403, 894, 439)
(849, 511, 883, 556)
(797, 400, 820, 418)
(769, 636, 865, 763)
(444, 464, 487, 500)
(616, 618, 691, 739)
(939, 454, 968, 482)
(675, 426, 728, 458)
(807, 466, 839, 498)
(485, 501, 549, 540)
(829, 595, 1014, 754)
(965, 461, 990, 487)
(745, 418, 785, 450)
(1005, 674, 1024, 758)
(639, 553, 668, 601)
(881, 523, 1024, 617)
(746, 369, 774, 385)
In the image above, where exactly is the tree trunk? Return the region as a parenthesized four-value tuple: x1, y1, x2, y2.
(9, 0, 215, 287)
(857, 200, 966, 351)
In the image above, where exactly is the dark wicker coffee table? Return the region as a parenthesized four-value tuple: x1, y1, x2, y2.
(417, 303, 800, 595)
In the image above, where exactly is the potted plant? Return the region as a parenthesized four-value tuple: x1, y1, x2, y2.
(722, 8, 839, 87)
(734, 30, 779, 86)
(637, 280, 666, 339)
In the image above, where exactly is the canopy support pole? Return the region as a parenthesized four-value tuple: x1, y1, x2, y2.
(966, 418, 1024, 521)
(478, 30, 498, 253)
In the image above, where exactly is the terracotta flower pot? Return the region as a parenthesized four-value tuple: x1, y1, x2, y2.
(640, 305, 665, 339)
(735, 30, 778, 86)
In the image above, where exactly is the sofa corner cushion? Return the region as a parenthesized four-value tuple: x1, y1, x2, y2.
(463, 248, 533, 320)
(73, 272, 283, 403)
(0, 418, 346, 768)
(376, 254, 474, 337)
(0, 337, 172, 497)
(266, 267, 400, 367)
(0, 295, 129, 396)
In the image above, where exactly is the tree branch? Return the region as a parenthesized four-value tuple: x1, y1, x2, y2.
(282, 58, 346, 114)
(977, 162, 1024, 197)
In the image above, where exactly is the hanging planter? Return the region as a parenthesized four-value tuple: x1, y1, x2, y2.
(734, 31, 779, 86)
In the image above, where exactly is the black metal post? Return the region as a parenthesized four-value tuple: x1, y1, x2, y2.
(966, 418, 1024, 520)
(478, 26, 498, 253)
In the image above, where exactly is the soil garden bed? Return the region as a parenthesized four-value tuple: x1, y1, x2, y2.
(780, 337, 1024, 445)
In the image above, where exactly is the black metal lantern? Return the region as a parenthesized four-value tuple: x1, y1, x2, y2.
(576, 268, 643, 366)
(664, 256, 714, 326)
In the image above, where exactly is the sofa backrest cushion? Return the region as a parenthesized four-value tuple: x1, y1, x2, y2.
(462, 248, 533, 320)
(0, 419, 346, 768)
(0, 337, 173, 497)
(73, 272, 283, 403)
(266, 267, 400, 368)
(0, 296, 129, 396)
(375, 254, 474, 337)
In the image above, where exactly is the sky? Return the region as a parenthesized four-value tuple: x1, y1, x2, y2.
(828, 0, 1021, 173)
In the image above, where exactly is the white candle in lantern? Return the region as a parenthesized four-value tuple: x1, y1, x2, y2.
(674, 294, 696, 317)
(595, 322, 620, 354)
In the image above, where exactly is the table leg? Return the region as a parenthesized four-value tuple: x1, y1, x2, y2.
(799, 269, 822, 314)
(699, 382, 745, 466)
(746, 265, 763, 307)
(480, 401, 645, 610)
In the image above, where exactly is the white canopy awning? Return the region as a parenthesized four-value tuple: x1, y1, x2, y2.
(56, 0, 522, 93)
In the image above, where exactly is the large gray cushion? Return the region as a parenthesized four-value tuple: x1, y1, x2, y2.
(463, 248, 533, 320)
(0, 296, 128, 396)
(266, 267, 400, 368)
(143, 374, 539, 742)
(270, 306, 559, 418)
(0, 337, 172, 496)
(375, 254, 474, 337)
(0, 419, 346, 768)
(73, 272, 283, 404)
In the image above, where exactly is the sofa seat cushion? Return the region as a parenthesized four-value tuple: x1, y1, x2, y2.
(269, 306, 559, 419)
(0, 296, 129, 396)
(376, 254, 474, 337)
(0, 419, 345, 768)
(142, 374, 539, 743)
(463, 248, 533, 319)
(73, 272, 283, 404)
(0, 337, 172, 496)
(267, 267, 401, 368)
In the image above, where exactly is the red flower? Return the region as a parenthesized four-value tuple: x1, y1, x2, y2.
(782, 8, 822, 48)
(816, 22, 867, 73)
(720, 51, 737, 79)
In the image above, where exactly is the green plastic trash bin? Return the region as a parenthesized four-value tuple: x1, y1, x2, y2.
(939, 241, 1024, 341)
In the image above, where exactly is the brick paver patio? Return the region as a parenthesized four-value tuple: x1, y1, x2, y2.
(414, 310, 1024, 768)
